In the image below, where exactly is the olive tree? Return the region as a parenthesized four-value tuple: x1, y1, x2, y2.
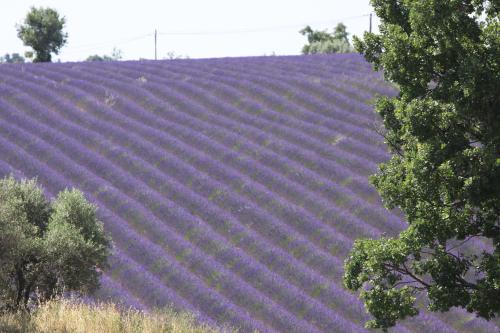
(343, 0, 499, 330)
(0, 176, 111, 311)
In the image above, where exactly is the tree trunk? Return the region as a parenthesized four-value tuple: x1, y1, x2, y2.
(23, 282, 33, 308)
(15, 267, 25, 309)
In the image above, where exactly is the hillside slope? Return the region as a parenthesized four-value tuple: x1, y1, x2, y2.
(0, 54, 496, 332)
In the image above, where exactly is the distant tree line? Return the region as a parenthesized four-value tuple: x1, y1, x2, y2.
(0, 53, 25, 64)
(10, 7, 355, 63)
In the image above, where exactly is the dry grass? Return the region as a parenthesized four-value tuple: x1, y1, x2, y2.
(0, 299, 232, 333)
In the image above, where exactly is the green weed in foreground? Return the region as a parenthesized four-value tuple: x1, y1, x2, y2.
(0, 299, 234, 333)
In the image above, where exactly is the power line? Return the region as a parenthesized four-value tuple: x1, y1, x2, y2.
(68, 33, 153, 51)
(157, 14, 370, 36)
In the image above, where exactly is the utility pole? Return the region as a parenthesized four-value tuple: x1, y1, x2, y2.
(154, 29, 157, 60)
(369, 13, 372, 33)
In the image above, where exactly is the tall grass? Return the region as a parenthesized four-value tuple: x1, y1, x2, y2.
(0, 299, 232, 333)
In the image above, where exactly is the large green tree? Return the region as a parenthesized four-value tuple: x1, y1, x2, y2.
(343, 0, 499, 330)
(16, 7, 68, 63)
(0, 176, 111, 311)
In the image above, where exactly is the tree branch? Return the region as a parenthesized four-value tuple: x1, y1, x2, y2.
(383, 262, 431, 289)
(372, 123, 404, 157)
(447, 234, 480, 252)
(393, 280, 426, 290)
(402, 262, 431, 288)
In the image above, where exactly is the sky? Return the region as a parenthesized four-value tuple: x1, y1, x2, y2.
(0, 0, 380, 62)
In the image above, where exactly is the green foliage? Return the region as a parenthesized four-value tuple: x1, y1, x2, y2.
(86, 54, 115, 62)
(0, 53, 25, 64)
(16, 7, 68, 63)
(344, 0, 500, 330)
(300, 23, 353, 54)
(86, 47, 123, 62)
(332, 23, 349, 44)
(0, 176, 111, 312)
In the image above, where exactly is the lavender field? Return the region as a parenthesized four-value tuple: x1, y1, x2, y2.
(0, 54, 496, 333)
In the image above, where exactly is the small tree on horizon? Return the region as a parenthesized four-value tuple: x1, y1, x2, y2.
(300, 23, 353, 54)
(0, 53, 25, 64)
(0, 175, 111, 312)
(17, 7, 68, 63)
(86, 47, 123, 62)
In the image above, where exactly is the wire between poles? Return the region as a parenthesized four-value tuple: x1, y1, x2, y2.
(68, 33, 154, 50)
(158, 14, 370, 36)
